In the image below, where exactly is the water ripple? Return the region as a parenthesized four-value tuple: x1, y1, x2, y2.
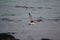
(15, 5, 52, 9)
(0, 18, 22, 22)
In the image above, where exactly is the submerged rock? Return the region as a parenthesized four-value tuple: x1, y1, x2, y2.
(0, 33, 19, 40)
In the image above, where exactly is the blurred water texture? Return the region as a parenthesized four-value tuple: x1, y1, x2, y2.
(0, 0, 60, 40)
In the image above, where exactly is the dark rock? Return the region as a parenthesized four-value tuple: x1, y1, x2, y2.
(0, 33, 15, 40)
(41, 38, 51, 40)
(0, 33, 20, 40)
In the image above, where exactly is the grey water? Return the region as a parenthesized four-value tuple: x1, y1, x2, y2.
(0, 0, 60, 40)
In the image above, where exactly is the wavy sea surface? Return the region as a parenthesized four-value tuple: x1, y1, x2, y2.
(0, 0, 60, 40)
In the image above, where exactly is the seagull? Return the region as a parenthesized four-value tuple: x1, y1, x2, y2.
(28, 12, 42, 25)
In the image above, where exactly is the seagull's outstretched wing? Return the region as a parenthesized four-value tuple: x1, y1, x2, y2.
(29, 12, 33, 21)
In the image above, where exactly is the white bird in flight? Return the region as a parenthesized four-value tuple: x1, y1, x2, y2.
(28, 12, 42, 25)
